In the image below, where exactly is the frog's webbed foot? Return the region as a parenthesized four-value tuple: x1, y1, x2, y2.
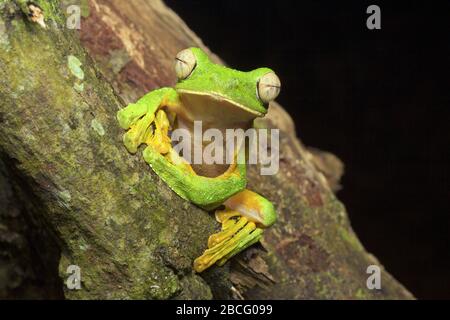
(193, 189, 277, 273)
(122, 108, 172, 154)
(147, 109, 172, 154)
(117, 102, 151, 153)
(117, 87, 178, 154)
(193, 209, 263, 273)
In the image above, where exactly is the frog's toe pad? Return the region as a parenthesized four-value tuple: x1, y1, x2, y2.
(193, 213, 263, 273)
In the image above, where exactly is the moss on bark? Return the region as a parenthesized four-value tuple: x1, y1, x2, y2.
(0, 0, 215, 299)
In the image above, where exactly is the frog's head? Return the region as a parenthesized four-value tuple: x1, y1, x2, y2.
(173, 48, 281, 118)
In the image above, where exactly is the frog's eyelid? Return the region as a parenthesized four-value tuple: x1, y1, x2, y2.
(256, 72, 281, 103)
(175, 57, 187, 64)
(174, 51, 197, 79)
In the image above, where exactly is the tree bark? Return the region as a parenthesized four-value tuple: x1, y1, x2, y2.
(0, 0, 413, 299)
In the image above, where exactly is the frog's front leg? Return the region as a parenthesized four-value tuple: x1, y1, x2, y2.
(117, 87, 179, 154)
(142, 146, 247, 210)
(194, 189, 277, 272)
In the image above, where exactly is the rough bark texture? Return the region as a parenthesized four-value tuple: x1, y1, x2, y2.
(0, 0, 413, 299)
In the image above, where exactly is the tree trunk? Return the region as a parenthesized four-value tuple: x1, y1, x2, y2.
(0, 0, 413, 299)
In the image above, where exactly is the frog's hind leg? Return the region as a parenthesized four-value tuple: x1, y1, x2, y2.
(193, 209, 263, 272)
(193, 189, 277, 273)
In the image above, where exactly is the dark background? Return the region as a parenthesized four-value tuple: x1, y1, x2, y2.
(165, 0, 450, 299)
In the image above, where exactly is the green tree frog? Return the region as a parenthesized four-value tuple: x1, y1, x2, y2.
(117, 48, 281, 272)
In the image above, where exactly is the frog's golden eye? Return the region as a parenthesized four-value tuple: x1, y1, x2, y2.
(257, 72, 281, 103)
(174, 49, 197, 80)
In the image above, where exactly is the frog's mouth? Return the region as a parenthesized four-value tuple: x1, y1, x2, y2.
(176, 89, 265, 121)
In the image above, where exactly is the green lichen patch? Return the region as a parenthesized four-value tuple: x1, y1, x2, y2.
(90, 118, 105, 136)
(67, 55, 84, 80)
(73, 82, 84, 92)
(0, 18, 9, 50)
(58, 189, 72, 203)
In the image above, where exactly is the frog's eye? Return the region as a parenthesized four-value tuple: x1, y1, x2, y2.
(174, 49, 197, 80)
(257, 72, 281, 103)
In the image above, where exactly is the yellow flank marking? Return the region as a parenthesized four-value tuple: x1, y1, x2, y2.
(215, 209, 241, 224)
(228, 189, 263, 210)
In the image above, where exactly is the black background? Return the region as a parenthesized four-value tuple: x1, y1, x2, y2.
(165, 0, 450, 299)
